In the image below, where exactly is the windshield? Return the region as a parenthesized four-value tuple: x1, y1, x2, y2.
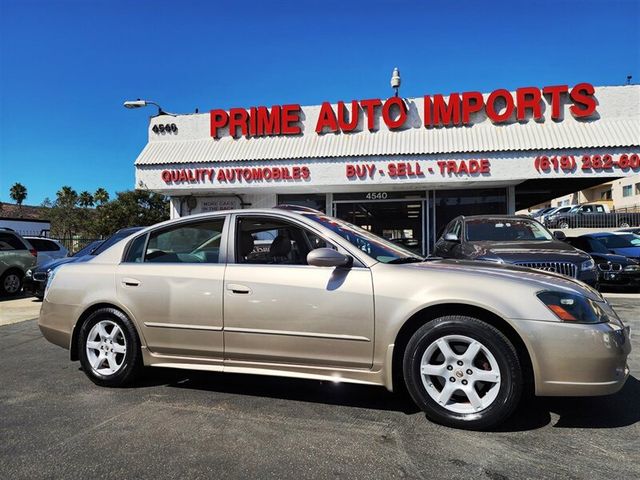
(303, 213, 424, 263)
(466, 218, 553, 242)
(597, 234, 640, 249)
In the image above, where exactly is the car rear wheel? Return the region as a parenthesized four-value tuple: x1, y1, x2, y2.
(78, 308, 143, 387)
(618, 220, 631, 228)
(558, 221, 570, 229)
(403, 316, 522, 430)
(1, 270, 23, 296)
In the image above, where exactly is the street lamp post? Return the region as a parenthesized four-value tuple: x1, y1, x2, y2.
(123, 99, 175, 116)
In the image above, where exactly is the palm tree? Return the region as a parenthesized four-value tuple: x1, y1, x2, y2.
(56, 186, 78, 208)
(9, 183, 27, 214)
(78, 191, 94, 208)
(94, 188, 110, 205)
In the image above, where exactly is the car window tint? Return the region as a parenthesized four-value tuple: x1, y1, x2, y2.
(28, 239, 60, 251)
(123, 234, 147, 263)
(236, 216, 330, 265)
(144, 219, 225, 263)
(0, 233, 26, 251)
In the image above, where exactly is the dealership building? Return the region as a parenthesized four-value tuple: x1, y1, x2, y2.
(133, 82, 640, 255)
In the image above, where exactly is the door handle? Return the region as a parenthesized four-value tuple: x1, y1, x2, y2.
(226, 283, 251, 294)
(122, 278, 141, 287)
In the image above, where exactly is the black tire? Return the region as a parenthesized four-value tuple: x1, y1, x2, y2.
(558, 221, 569, 229)
(78, 307, 143, 387)
(0, 269, 23, 296)
(403, 315, 522, 430)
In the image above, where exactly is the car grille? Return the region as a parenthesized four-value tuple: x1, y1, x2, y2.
(33, 272, 48, 282)
(513, 261, 578, 278)
(598, 263, 622, 272)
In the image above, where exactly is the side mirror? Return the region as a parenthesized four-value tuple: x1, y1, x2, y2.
(443, 233, 460, 243)
(307, 248, 352, 268)
(553, 230, 566, 241)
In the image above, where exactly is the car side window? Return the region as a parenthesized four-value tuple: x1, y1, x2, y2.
(235, 216, 332, 265)
(29, 239, 60, 251)
(143, 219, 225, 264)
(0, 233, 25, 251)
(123, 234, 147, 263)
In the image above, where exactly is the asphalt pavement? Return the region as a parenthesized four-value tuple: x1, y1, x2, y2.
(1, 295, 639, 480)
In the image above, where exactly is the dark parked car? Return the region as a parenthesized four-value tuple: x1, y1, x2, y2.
(564, 235, 640, 290)
(433, 215, 598, 286)
(586, 232, 640, 261)
(618, 227, 640, 235)
(546, 206, 640, 229)
(24, 227, 142, 299)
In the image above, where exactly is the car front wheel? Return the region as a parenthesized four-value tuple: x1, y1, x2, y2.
(1, 270, 23, 296)
(78, 308, 143, 387)
(403, 316, 522, 430)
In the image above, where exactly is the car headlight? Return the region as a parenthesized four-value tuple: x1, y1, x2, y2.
(43, 266, 61, 299)
(26, 269, 33, 278)
(581, 259, 595, 271)
(537, 291, 609, 324)
(623, 264, 640, 272)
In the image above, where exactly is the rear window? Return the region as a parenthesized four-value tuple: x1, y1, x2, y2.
(27, 238, 61, 251)
(0, 232, 27, 251)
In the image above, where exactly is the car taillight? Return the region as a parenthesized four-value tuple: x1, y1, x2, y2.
(30, 248, 38, 257)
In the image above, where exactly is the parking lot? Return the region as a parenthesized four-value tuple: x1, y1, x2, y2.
(1, 294, 638, 480)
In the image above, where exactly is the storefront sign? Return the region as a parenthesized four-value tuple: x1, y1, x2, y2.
(209, 83, 597, 139)
(161, 166, 311, 184)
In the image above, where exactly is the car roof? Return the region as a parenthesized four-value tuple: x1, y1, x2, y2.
(456, 215, 536, 221)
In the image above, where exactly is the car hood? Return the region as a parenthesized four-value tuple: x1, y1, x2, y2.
(467, 240, 588, 262)
(606, 246, 640, 259)
(404, 258, 602, 301)
(589, 252, 636, 265)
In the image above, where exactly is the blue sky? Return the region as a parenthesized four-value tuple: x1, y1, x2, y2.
(1, 0, 638, 204)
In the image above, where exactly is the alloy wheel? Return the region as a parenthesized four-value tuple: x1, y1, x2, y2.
(85, 320, 127, 376)
(4, 274, 21, 294)
(420, 334, 501, 414)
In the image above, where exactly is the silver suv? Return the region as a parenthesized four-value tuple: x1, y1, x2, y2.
(0, 229, 37, 296)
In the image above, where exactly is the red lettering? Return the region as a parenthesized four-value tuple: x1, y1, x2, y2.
(209, 109, 229, 138)
(423, 95, 432, 127)
(281, 104, 301, 134)
(486, 89, 515, 123)
(382, 97, 407, 129)
(337, 101, 359, 132)
(161, 170, 172, 183)
(516, 87, 542, 121)
(228, 108, 248, 138)
(360, 99, 382, 130)
(480, 159, 490, 173)
(388, 163, 397, 177)
(301, 166, 310, 179)
(316, 102, 339, 133)
(570, 82, 596, 118)
(433, 94, 461, 126)
(346, 165, 355, 178)
(542, 85, 568, 120)
(217, 169, 226, 182)
(257, 106, 281, 135)
(461, 92, 484, 124)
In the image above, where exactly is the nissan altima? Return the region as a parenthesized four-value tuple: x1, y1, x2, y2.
(39, 206, 631, 430)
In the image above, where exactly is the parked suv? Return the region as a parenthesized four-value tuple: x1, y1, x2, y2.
(0, 228, 37, 296)
(24, 237, 69, 265)
(433, 215, 598, 286)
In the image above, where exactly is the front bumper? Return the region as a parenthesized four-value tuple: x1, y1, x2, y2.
(516, 319, 631, 396)
(599, 270, 640, 287)
(23, 277, 45, 297)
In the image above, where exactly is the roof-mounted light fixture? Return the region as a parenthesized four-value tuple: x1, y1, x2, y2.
(123, 99, 175, 116)
(390, 68, 401, 97)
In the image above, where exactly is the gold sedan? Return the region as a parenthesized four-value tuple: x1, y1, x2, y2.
(38, 206, 631, 430)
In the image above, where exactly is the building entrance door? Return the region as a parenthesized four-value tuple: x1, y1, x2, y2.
(332, 192, 427, 256)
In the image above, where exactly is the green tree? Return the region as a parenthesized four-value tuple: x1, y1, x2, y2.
(9, 182, 27, 213)
(78, 191, 95, 208)
(90, 190, 169, 236)
(49, 186, 84, 239)
(94, 188, 110, 205)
